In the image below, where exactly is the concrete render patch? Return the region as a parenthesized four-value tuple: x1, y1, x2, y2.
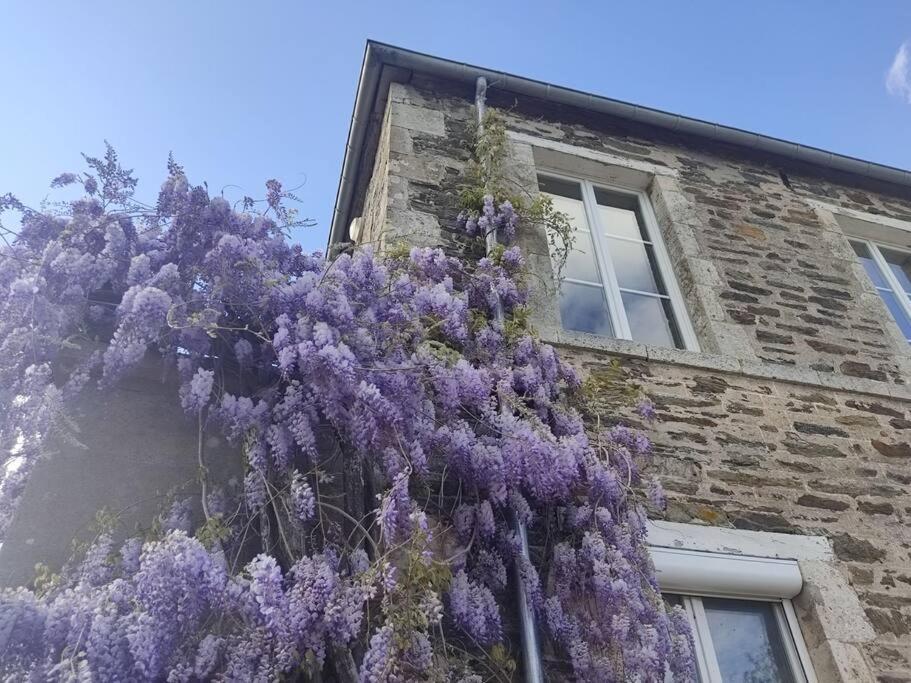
(647, 520, 834, 561)
(810, 641, 877, 683)
(797, 561, 877, 644)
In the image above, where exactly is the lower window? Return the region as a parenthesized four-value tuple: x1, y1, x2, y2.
(665, 594, 812, 683)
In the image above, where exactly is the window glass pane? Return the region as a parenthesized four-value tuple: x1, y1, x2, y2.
(878, 289, 911, 341)
(539, 177, 591, 235)
(594, 186, 639, 210)
(559, 282, 613, 336)
(597, 204, 646, 241)
(594, 186, 649, 241)
(543, 192, 591, 235)
(621, 291, 680, 348)
(606, 237, 665, 294)
(880, 247, 911, 295)
(702, 598, 797, 683)
(539, 175, 583, 201)
(851, 241, 889, 289)
(564, 231, 602, 284)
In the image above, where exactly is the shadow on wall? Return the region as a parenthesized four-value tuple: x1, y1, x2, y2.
(0, 350, 241, 587)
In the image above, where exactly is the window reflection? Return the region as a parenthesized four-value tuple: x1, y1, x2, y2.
(703, 598, 796, 683)
(850, 240, 911, 343)
(881, 247, 911, 295)
(880, 290, 911, 340)
(563, 231, 602, 284)
(559, 282, 613, 336)
(850, 241, 886, 286)
(621, 292, 680, 348)
(597, 203, 645, 241)
(606, 237, 664, 293)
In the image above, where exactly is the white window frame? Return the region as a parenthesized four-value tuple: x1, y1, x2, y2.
(648, 522, 820, 683)
(849, 237, 911, 343)
(668, 593, 813, 683)
(538, 169, 700, 351)
(806, 198, 911, 351)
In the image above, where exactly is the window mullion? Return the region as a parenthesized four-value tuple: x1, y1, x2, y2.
(618, 287, 672, 299)
(687, 597, 724, 683)
(581, 180, 631, 339)
(869, 241, 911, 326)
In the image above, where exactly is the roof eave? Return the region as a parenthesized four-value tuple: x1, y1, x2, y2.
(328, 41, 911, 249)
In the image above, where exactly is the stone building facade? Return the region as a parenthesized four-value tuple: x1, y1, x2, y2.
(330, 43, 911, 682)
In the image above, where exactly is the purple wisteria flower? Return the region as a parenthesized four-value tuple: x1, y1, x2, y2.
(180, 367, 214, 413)
(0, 147, 695, 682)
(448, 570, 502, 646)
(636, 399, 658, 422)
(290, 470, 315, 522)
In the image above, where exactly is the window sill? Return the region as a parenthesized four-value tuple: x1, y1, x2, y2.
(540, 328, 911, 402)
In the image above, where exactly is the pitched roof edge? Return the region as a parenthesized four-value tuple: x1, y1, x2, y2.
(328, 40, 911, 248)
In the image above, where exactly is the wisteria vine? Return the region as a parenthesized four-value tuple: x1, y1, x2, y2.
(0, 118, 696, 681)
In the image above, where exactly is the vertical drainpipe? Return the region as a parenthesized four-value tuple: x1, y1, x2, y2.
(475, 75, 545, 683)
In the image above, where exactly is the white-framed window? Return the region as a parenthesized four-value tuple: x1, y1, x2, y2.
(648, 523, 820, 683)
(665, 593, 812, 683)
(538, 173, 698, 350)
(849, 238, 911, 344)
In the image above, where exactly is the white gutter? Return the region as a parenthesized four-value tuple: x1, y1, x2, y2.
(328, 42, 384, 253)
(328, 41, 911, 250)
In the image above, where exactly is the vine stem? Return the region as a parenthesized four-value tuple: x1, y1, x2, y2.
(197, 412, 211, 522)
(317, 501, 380, 557)
(260, 472, 294, 562)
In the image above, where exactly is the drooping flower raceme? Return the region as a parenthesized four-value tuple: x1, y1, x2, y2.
(0, 142, 695, 681)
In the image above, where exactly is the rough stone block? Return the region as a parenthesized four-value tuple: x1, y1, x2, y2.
(389, 102, 445, 137)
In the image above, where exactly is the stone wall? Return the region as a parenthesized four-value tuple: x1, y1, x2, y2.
(354, 74, 911, 681)
(580, 350, 911, 681)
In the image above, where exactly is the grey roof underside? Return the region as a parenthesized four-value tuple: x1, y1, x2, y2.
(329, 40, 911, 248)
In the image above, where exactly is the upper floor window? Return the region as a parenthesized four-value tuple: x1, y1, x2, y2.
(850, 238, 911, 344)
(538, 174, 695, 350)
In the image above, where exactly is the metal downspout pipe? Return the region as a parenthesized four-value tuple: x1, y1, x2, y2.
(474, 75, 545, 683)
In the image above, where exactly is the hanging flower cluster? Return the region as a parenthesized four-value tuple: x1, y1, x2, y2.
(0, 131, 695, 680)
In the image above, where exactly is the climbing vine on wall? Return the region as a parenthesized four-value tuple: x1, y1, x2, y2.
(460, 110, 576, 280)
(0, 112, 695, 681)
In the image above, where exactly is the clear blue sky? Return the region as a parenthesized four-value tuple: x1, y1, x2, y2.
(4, 1, 911, 252)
